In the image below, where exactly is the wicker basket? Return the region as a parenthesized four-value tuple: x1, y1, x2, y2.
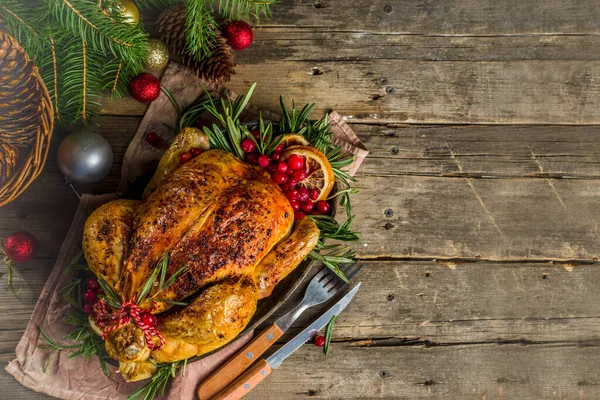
(0, 30, 54, 207)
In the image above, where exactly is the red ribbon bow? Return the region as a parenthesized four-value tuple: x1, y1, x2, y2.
(93, 300, 165, 350)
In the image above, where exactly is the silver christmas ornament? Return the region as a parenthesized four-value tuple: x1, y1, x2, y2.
(57, 131, 113, 184)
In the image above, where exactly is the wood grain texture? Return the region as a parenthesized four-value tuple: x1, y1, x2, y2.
(261, 0, 600, 34)
(242, 344, 600, 399)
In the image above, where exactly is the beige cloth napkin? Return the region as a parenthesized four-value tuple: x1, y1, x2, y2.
(6, 62, 368, 399)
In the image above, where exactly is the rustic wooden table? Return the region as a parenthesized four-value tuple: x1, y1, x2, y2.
(3, 0, 600, 398)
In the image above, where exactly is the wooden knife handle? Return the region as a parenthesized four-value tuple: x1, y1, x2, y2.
(198, 324, 283, 399)
(210, 359, 272, 400)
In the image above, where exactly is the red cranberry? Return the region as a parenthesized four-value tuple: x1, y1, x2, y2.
(190, 148, 203, 157)
(301, 201, 314, 213)
(271, 151, 282, 162)
(288, 177, 298, 188)
(286, 189, 299, 202)
(292, 169, 307, 182)
(294, 211, 305, 221)
(145, 132, 159, 145)
(83, 290, 97, 304)
(272, 172, 288, 185)
(180, 152, 193, 163)
(141, 312, 158, 327)
(314, 335, 325, 347)
(267, 164, 278, 175)
(275, 144, 284, 152)
(317, 201, 330, 214)
(245, 152, 259, 165)
(309, 189, 320, 201)
(287, 154, 304, 170)
(87, 278, 99, 291)
(258, 155, 270, 168)
(241, 139, 256, 153)
(297, 187, 310, 202)
(290, 200, 301, 212)
(277, 162, 288, 173)
(251, 129, 260, 139)
(83, 304, 94, 315)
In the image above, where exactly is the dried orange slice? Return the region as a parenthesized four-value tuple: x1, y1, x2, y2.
(281, 145, 334, 201)
(277, 134, 310, 149)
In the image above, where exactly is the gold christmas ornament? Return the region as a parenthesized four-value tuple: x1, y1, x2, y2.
(144, 39, 169, 70)
(119, 0, 139, 25)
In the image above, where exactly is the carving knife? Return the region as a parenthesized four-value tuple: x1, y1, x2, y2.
(209, 283, 361, 400)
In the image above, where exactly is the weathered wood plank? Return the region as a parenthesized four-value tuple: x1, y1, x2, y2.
(354, 124, 600, 178)
(246, 31, 600, 62)
(243, 344, 600, 399)
(353, 174, 600, 259)
(263, 0, 600, 35)
(99, 60, 600, 124)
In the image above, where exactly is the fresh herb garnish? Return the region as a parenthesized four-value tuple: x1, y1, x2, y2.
(127, 361, 183, 400)
(324, 315, 337, 355)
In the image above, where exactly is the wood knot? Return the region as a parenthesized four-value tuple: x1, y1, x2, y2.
(384, 209, 394, 217)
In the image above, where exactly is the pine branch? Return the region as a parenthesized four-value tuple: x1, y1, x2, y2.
(42, 0, 149, 66)
(184, 1, 218, 58)
(207, 0, 276, 21)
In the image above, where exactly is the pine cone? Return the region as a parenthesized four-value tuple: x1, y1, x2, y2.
(157, 5, 236, 85)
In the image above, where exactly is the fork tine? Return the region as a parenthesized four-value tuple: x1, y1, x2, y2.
(320, 274, 336, 287)
(325, 279, 343, 293)
(314, 268, 329, 281)
(345, 263, 364, 281)
(338, 261, 358, 275)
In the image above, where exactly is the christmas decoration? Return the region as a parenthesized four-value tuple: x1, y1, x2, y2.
(2, 231, 37, 295)
(0, 31, 54, 207)
(57, 131, 113, 184)
(129, 73, 161, 103)
(158, 5, 236, 84)
(117, 0, 140, 26)
(143, 39, 169, 70)
(223, 20, 254, 50)
(0, 0, 155, 122)
(3, 232, 37, 263)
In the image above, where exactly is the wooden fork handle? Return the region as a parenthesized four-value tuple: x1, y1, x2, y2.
(210, 360, 272, 400)
(197, 324, 283, 399)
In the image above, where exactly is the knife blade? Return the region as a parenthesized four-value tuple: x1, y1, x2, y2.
(211, 283, 361, 400)
(268, 282, 360, 368)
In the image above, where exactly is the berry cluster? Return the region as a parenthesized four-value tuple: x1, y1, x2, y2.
(180, 147, 203, 164)
(83, 277, 157, 328)
(82, 277, 102, 315)
(241, 131, 330, 221)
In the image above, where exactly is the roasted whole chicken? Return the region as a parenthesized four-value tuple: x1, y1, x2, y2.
(82, 128, 320, 381)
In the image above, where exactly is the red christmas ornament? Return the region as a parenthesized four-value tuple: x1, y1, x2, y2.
(129, 73, 161, 103)
(3, 231, 37, 263)
(223, 20, 253, 50)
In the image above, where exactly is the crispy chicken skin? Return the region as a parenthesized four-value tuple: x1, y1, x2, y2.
(83, 145, 320, 381)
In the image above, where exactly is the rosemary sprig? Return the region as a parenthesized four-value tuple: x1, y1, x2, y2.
(244, 113, 282, 155)
(279, 97, 315, 134)
(324, 315, 337, 355)
(202, 83, 257, 159)
(136, 252, 189, 306)
(128, 361, 182, 400)
(309, 215, 359, 242)
(38, 326, 81, 373)
(97, 275, 122, 309)
(64, 311, 111, 376)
